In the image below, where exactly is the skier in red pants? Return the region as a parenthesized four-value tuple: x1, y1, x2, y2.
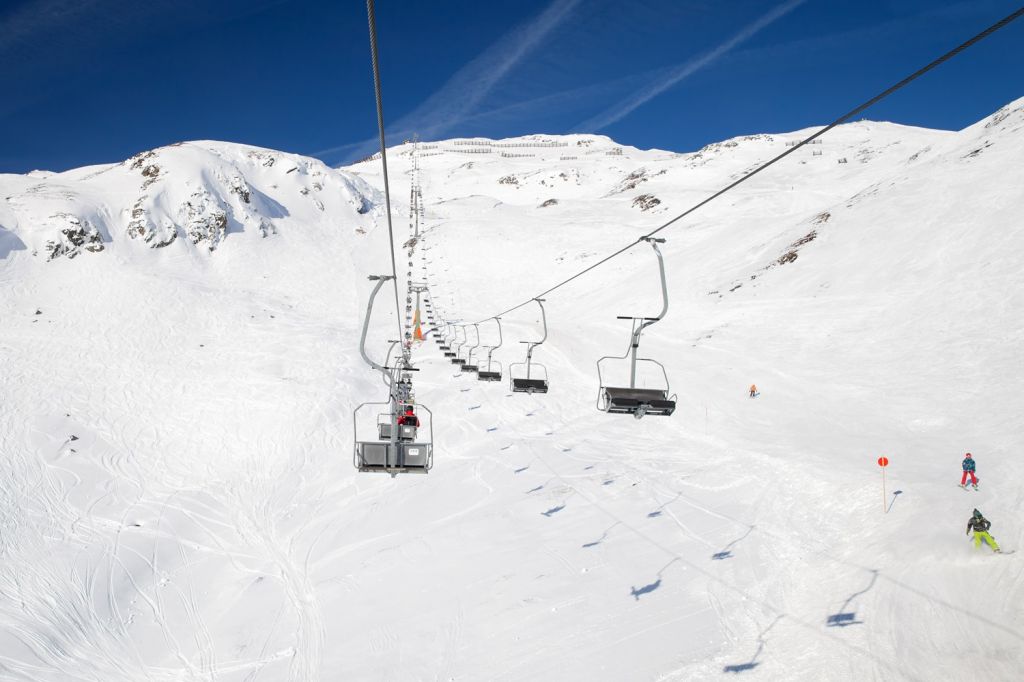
(960, 453, 978, 490)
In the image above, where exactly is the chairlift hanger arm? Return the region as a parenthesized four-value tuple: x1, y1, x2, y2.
(382, 339, 402, 385)
(359, 275, 395, 385)
(641, 238, 668, 326)
(535, 299, 548, 345)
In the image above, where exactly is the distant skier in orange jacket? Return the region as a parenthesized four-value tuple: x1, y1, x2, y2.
(749, 384, 758, 398)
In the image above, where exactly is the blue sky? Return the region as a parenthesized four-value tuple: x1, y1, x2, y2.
(1, 0, 1022, 173)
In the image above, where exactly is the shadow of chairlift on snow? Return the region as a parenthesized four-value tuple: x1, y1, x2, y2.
(647, 491, 683, 518)
(630, 579, 661, 600)
(630, 558, 678, 601)
(722, 616, 783, 674)
(712, 525, 755, 560)
(541, 504, 565, 517)
(582, 522, 620, 548)
(826, 569, 879, 627)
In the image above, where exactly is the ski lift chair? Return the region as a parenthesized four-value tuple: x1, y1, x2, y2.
(595, 237, 676, 419)
(461, 324, 481, 373)
(450, 325, 467, 365)
(355, 402, 433, 474)
(353, 275, 434, 474)
(477, 318, 504, 381)
(510, 299, 549, 394)
(441, 323, 455, 354)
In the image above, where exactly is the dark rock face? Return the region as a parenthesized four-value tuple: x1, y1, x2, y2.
(229, 177, 251, 203)
(44, 214, 104, 260)
(182, 192, 228, 250)
(632, 194, 661, 211)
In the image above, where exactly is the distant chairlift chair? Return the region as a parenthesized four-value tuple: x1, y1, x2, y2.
(461, 324, 481, 373)
(450, 325, 467, 366)
(477, 317, 503, 381)
(596, 237, 676, 419)
(442, 323, 457, 356)
(510, 299, 549, 394)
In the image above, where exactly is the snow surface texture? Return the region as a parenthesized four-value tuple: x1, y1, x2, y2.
(1, 99, 1023, 680)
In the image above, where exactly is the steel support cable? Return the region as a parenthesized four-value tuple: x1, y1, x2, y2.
(365, 0, 405, 349)
(473, 6, 1024, 325)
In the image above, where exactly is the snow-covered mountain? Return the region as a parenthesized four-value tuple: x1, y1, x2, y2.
(1, 97, 1022, 681)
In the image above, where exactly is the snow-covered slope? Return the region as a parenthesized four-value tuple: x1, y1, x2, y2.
(1, 98, 1022, 681)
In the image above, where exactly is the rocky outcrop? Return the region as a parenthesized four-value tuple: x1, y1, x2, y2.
(44, 214, 104, 260)
(632, 194, 661, 211)
(182, 192, 228, 250)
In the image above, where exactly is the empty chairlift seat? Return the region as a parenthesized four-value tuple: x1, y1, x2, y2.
(450, 326, 468, 363)
(477, 369, 501, 381)
(478, 319, 504, 382)
(460, 324, 482, 372)
(509, 300, 549, 395)
(512, 376, 548, 393)
(599, 387, 675, 416)
(594, 237, 676, 420)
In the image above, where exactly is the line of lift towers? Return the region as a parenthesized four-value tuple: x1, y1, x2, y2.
(355, 141, 676, 476)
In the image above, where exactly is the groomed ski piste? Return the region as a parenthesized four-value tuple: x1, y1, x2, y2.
(1, 97, 1022, 681)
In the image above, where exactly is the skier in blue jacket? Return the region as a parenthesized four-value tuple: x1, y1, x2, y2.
(960, 453, 978, 489)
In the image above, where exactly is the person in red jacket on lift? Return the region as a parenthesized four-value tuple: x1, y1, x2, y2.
(398, 405, 420, 428)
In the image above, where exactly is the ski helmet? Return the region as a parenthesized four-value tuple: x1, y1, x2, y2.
(973, 508, 983, 519)
(965, 453, 972, 458)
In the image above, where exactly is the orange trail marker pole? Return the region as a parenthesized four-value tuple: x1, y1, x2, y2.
(877, 457, 889, 513)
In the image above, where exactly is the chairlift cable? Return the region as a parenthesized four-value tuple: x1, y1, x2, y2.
(473, 6, 1024, 325)
(365, 0, 406, 348)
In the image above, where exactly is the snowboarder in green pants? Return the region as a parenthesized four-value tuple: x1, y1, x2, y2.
(966, 509, 1001, 553)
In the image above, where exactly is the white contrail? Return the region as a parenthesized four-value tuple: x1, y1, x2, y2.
(317, 0, 581, 159)
(576, 0, 808, 132)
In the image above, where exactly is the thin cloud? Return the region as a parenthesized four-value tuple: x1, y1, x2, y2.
(575, 0, 808, 132)
(315, 0, 581, 161)
(0, 0, 291, 119)
(0, 0, 102, 54)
